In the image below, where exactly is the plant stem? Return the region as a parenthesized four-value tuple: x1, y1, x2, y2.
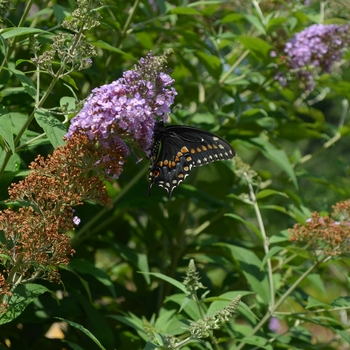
(118, 0, 141, 47)
(244, 172, 275, 309)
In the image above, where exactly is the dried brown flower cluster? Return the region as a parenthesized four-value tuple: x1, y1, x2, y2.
(332, 200, 350, 221)
(289, 200, 350, 257)
(0, 133, 118, 308)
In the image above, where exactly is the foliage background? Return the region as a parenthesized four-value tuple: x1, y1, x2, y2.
(1, 0, 350, 349)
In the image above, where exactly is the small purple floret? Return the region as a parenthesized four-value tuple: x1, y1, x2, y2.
(73, 216, 81, 225)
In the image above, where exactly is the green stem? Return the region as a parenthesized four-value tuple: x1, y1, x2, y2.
(117, 0, 141, 47)
(191, 293, 220, 350)
(252, 0, 266, 26)
(244, 172, 275, 309)
(275, 304, 350, 315)
(219, 50, 249, 86)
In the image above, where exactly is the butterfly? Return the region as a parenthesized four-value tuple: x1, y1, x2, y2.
(148, 120, 235, 199)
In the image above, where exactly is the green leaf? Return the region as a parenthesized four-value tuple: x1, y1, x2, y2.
(60, 96, 77, 114)
(0, 106, 15, 154)
(306, 296, 330, 309)
(195, 51, 222, 80)
(225, 213, 262, 238)
(257, 189, 289, 200)
(62, 341, 85, 350)
(259, 204, 290, 215)
(165, 293, 202, 320)
(269, 230, 290, 244)
(61, 75, 78, 90)
(108, 314, 147, 341)
(0, 284, 50, 325)
(169, 7, 201, 15)
(236, 36, 272, 60)
(27, 8, 53, 20)
(331, 296, 350, 308)
(285, 246, 314, 260)
(221, 13, 244, 23)
(241, 335, 272, 349)
(266, 17, 288, 33)
(53, 4, 70, 24)
(191, 112, 216, 124)
(306, 273, 326, 296)
(251, 135, 298, 188)
(34, 110, 66, 148)
(8, 68, 37, 99)
(154, 308, 178, 333)
(69, 259, 117, 299)
(143, 341, 159, 350)
(55, 317, 107, 350)
(188, 1, 224, 7)
(111, 242, 150, 284)
(243, 14, 266, 34)
(92, 41, 136, 61)
(334, 329, 350, 343)
(288, 205, 312, 223)
(144, 272, 187, 293)
(261, 246, 284, 267)
(216, 244, 270, 304)
(0, 27, 46, 39)
(0, 151, 21, 186)
(60, 264, 92, 302)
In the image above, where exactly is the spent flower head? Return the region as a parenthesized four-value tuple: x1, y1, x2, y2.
(0, 133, 113, 303)
(332, 199, 350, 221)
(289, 202, 350, 258)
(66, 50, 177, 176)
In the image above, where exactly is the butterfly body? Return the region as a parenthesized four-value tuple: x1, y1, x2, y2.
(148, 121, 235, 198)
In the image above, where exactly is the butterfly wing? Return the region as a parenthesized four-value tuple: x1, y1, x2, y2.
(148, 124, 235, 198)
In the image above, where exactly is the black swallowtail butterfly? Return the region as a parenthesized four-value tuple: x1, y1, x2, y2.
(148, 120, 235, 198)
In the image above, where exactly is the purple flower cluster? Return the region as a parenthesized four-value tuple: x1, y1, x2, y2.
(282, 24, 350, 90)
(285, 24, 350, 72)
(66, 52, 177, 164)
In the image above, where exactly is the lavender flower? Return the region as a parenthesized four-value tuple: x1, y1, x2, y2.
(285, 24, 350, 72)
(73, 216, 81, 225)
(66, 51, 177, 176)
(279, 24, 350, 90)
(269, 317, 281, 333)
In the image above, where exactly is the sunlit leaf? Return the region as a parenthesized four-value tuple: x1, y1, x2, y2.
(35, 110, 66, 148)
